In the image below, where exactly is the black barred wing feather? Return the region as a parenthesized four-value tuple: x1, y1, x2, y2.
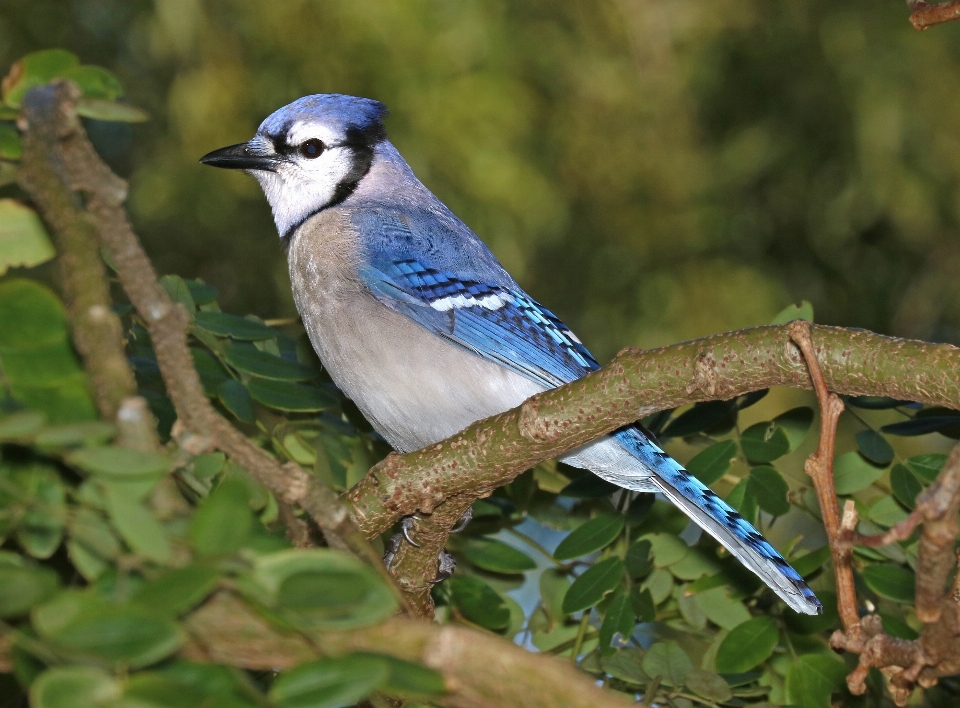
(359, 258, 599, 389)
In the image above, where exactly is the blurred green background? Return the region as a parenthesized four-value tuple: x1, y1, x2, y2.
(3, 0, 960, 361)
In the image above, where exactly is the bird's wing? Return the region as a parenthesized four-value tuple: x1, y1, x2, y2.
(359, 257, 600, 389)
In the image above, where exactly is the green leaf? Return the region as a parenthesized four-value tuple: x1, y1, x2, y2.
(194, 311, 277, 340)
(61, 65, 122, 101)
(0, 199, 53, 277)
(363, 653, 446, 698)
(226, 343, 318, 380)
(784, 590, 839, 635)
(29, 666, 120, 708)
(463, 538, 536, 574)
(630, 586, 656, 622)
(553, 514, 624, 560)
(47, 605, 183, 668)
(598, 589, 635, 652)
(0, 564, 59, 616)
(774, 406, 814, 451)
(102, 483, 171, 563)
(246, 549, 397, 629)
(641, 641, 693, 686)
(2, 49, 80, 107)
(0, 410, 45, 441)
(740, 422, 790, 463)
(907, 453, 947, 482)
(790, 545, 831, 578)
(625, 539, 653, 578)
(68, 447, 170, 480)
(269, 655, 389, 708)
(0, 122, 22, 160)
(189, 478, 253, 556)
(685, 440, 737, 486)
(770, 300, 814, 325)
(833, 451, 885, 494)
(644, 533, 690, 567)
(855, 429, 894, 466)
(191, 348, 229, 394)
(539, 568, 570, 624)
(184, 279, 218, 304)
(848, 395, 907, 409)
(0, 280, 96, 421)
(75, 98, 149, 123)
(882, 412, 960, 437)
(890, 464, 923, 509)
(600, 647, 649, 685)
(130, 565, 221, 618)
(247, 378, 338, 412)
(869, 495, 909, 526)
(160, 274, 197, 315)
(714, 616, 778, 673)
(785, 654, 847, 708)
(685, 669, 732, 703)
(724, 478, 758, 525)
(661, 400, 736, 439)
(693, 586, 751, 630)
(217, 379, 255, 423)
(641, 567, 674, 605)
(861, 564, 915, 603)
(448, 575, 510, 629)
(668, 548, 721, 580)
(747, 465, 790, 516)
(2, 463, 64, 558)
(562, 557, 624, 614)
(34, 421, 115, 448)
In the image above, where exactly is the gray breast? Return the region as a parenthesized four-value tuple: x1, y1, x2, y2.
(286, 212, 544, 453)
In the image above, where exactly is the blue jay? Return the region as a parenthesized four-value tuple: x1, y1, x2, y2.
(200, 94, 821, 615)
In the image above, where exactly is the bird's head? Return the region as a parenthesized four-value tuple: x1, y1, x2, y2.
(200, 93, 388, 239)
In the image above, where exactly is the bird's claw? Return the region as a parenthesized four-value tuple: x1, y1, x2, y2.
(450, 507, 473, 534)
(430, 550, 457, 583)
(382, 532, 402, 570)
(401, 515, 422, 547)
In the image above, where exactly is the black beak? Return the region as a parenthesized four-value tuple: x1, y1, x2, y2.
(199, 142, 277, 171)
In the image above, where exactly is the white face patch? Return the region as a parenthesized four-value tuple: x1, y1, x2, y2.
(430, 292, 513, 312)
(250, 123, 360, 238)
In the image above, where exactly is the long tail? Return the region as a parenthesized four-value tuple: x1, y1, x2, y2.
(571, 426, 822, 615)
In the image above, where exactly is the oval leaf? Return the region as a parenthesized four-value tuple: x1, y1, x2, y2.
(29, 666, 120, 708)
(0, 199, 55, 276)
(832, 451, 884, 495)
(740, 422, 790, 463)
(599, 589, 635, 651)
(553, 514, 625, 561)
(463, 538, 536, 574)
(562, 557, 624, 614)
(247, 378, 337, 412)
(685, 669, 732, 703)
(641, 641, 692, 686)
(890, 464, 923, 509)
(685, 440, 737, 486)
(855, 429, 894, 466)
(226, 344, 318, 380)
(68, 447, 170, 480)
(194, 312, 276, 340)
(448, 575, 510, 630)
(270, 655, 389, 708)
(0, 564, 59, 617)
(861, 564, 915, 603)
(714, 616, 778, 673)
(747, 466, 790, 516)
(774, 406, 814, 451)
(785, 654, 847, 708)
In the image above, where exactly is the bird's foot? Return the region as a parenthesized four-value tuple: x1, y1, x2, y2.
(401, 514, 422, 547)
(430, 549, 457, 583)
(450, 507, 473, 534)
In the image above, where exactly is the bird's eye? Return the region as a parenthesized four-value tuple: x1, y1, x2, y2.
(299, 138, 325, 159)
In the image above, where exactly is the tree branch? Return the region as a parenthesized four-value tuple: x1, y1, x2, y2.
(348, 323, 960, 541)
(182, 592, 632, 708)
(908, 0, 960, 30)
(16, 89, 136, 421)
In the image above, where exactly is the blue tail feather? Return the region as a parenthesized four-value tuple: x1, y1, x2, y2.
(613, 426, 822, 616)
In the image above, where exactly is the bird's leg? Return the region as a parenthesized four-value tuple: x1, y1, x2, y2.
(449, 507, 473, 534)
(382, 532, 402, 570)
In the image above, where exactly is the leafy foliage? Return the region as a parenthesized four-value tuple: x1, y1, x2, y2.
(2, 49, 959, 708)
